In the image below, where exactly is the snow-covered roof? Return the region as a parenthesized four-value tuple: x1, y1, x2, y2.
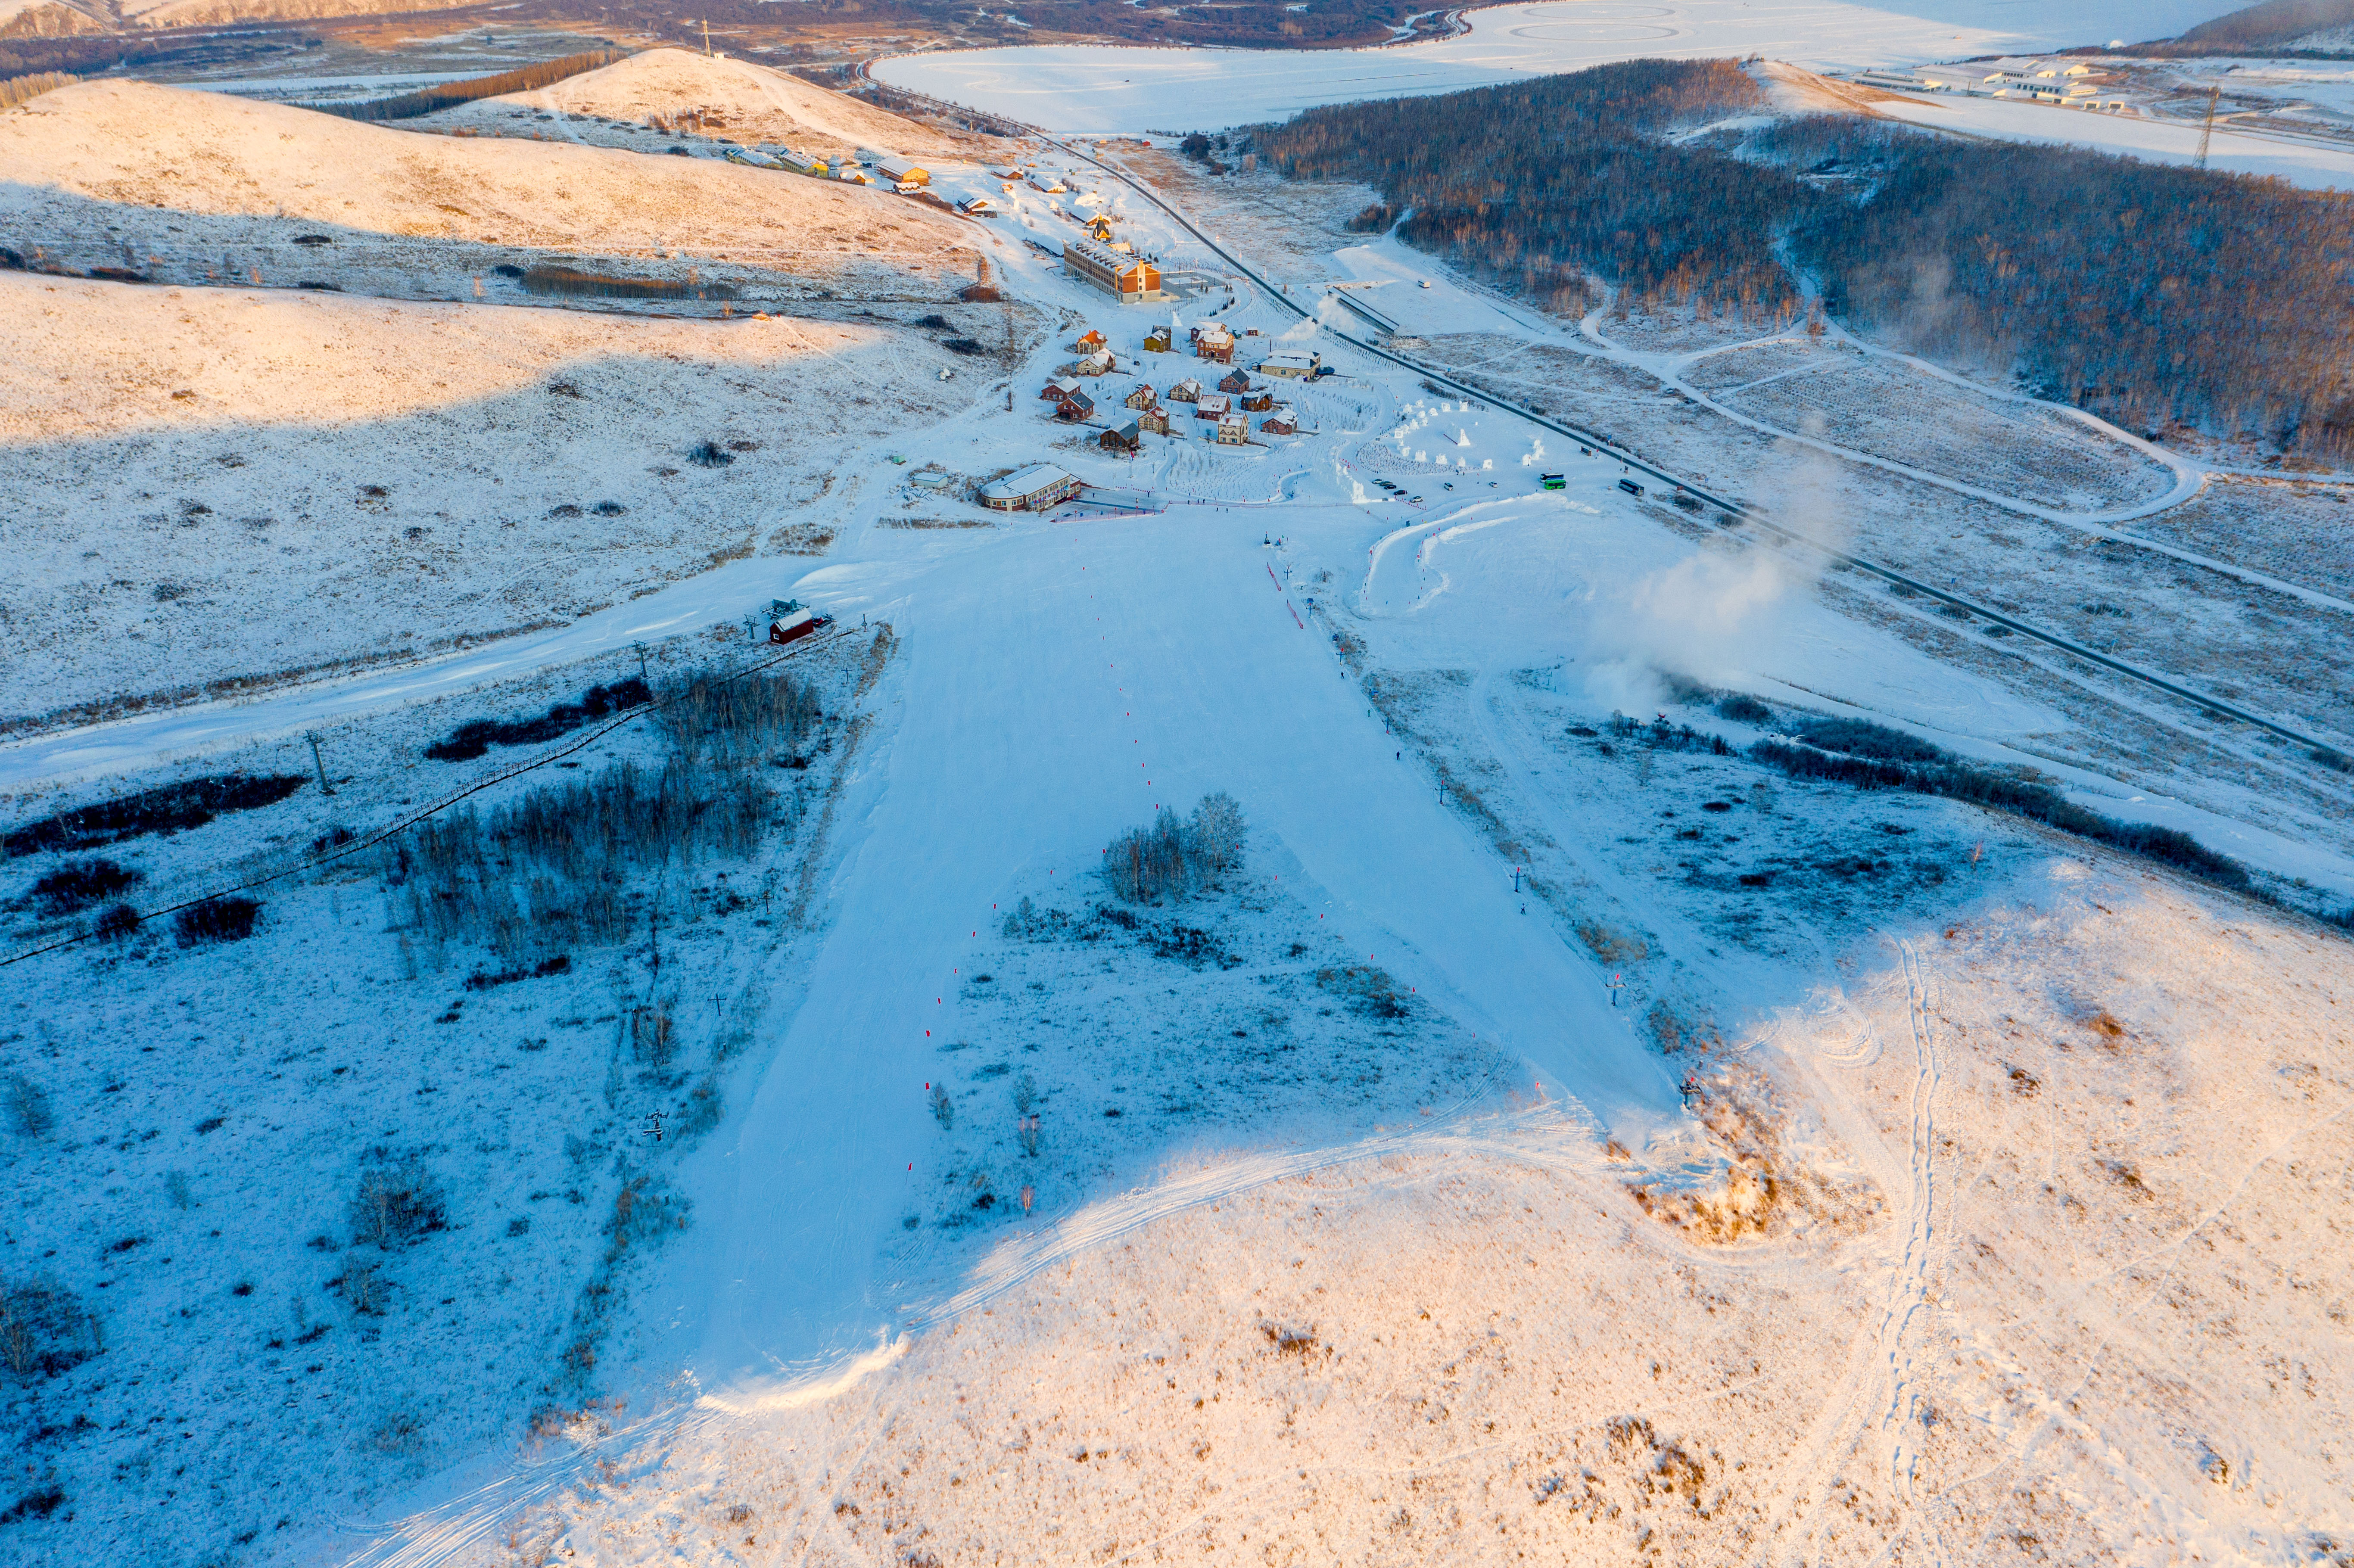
(1066, 236, 1152, 275)
(978, 464, 1076, 501)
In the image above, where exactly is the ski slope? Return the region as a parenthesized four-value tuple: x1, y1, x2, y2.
(627, 506, 1684, 1391)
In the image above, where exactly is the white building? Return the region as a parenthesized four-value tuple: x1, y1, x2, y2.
(1256, 350, 1320, 379)
(978, 465, 1081, 512)
(1852, 69, 1938, 92)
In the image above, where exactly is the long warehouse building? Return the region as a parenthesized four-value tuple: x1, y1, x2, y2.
(1062, 237, 1164, 304)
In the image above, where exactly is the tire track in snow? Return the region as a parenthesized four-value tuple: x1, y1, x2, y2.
(1875, 939, 1952, 1565)
(1750, 945, 1946, 1566)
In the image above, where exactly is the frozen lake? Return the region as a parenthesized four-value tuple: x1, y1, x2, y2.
(872, 0, 2248, 131)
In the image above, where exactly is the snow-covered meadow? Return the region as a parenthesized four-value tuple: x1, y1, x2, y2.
(0, 631, 884, 1561)
(1865, 85, 2354, 192)
(430, 856, 2354, 1568)
(0, 274, 980, 730)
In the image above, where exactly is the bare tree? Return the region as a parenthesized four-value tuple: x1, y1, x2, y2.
(1189, 793, 1246, 876)
(1104, 794, 1247, 904)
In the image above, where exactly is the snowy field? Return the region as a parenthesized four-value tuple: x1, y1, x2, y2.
(1693, 342, 2182, 516)
(1868, 88, 2354, 192)
(2125, 477, 2354, 606)
(0, 274, 978, 731)
(0, 70, 1000, 731)
(456, 853, 2354, 1568)
(6, 37, 2354, 1568)
(872, 0, 2250, 132)
(0, 633, 883, 1560)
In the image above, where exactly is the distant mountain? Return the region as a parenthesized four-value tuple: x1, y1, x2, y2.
(2174, 0, 2354, 48)
(0, 0, 477, 37)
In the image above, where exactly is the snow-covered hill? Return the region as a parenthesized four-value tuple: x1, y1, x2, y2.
(0, 273, 985, 730)
(408, 49, 968, 162)
(0, 79, 968, 267)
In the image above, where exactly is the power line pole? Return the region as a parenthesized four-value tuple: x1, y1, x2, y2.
(305, 731, 333, 797)
(2195, 80, 2220, 171)
(701, 17, 712, 56)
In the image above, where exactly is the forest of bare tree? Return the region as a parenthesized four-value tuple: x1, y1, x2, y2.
(1258, 61, 1796, 320)
(1255, 60, 2354, 460)
(2158, 0, 2354, 54)
(1762, 116, 2354, 457)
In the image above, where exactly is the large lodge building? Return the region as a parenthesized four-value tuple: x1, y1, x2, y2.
(1063, 238, 1165, 305)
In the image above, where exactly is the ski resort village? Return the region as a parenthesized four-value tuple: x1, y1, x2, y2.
(2, 3, 2353, 1565)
